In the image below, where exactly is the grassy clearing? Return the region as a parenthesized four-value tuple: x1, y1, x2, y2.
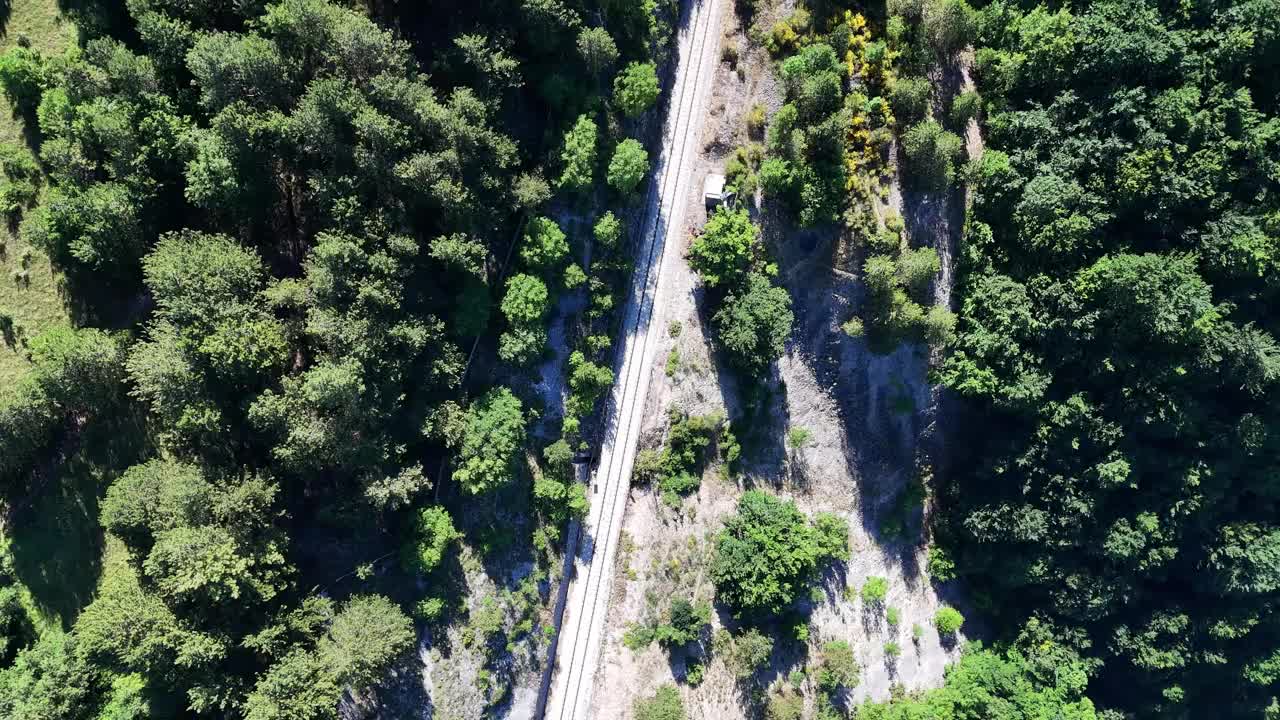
(0, 0, 77, 393)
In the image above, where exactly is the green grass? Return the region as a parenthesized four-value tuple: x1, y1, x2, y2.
(0, 0, 77, 394)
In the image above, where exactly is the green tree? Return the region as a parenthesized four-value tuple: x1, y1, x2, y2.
(901, 120, 965, 191)
(688, 207, 756, 288)
(244, 649, 339, 720)
(454, 388, 526, 495)
(889, 76, 931, 126)
(714, 272, 794, 371)
(613, 61, 660, 117)
(608, 138, 649, 195)
(712, 491, 830, 615)
(594, 211, 623, 252)
(577, 27, 619, 77)
(520, 216, 569, 273)
(400, 506, 461, 575)
(558, 114, 598, 193)
(320, 595, 414, 688)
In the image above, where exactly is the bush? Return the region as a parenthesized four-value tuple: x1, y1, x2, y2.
(935, 606, 964, 635)
(635, 685, 685, 720)
(898, 246, 941, 299)
(885, 640, 902, 657)
(767, 688, 804, 720)
(818, 640, 859, 692)
(927, 546, 957, 581)
(746, 104, 766, 137)
(725, 627, 774, 678)
(887, 606, 901, 626)
(614, 62, 660, 117)
(949, 89, 981, 127)
(0, 46, 48, 115)
(889, 76, 931, 126)
(862, 576, 888, 606)
(654, 598, 710, 647)
(902, 120, 965, 191)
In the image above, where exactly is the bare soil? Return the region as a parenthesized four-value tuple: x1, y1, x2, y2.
(588, 4, 975, 718)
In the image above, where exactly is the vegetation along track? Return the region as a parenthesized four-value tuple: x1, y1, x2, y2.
(542, 0, 723, 717)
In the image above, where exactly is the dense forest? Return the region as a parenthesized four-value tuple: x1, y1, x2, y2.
(938, 0, 1280, 718)
(0, 0, 670, 715)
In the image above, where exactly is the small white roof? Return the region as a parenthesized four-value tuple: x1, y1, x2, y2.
(703, 173, 726, 197)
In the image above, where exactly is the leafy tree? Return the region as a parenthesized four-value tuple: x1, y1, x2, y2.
(714, 272, 794, 371)
(558, 114, 598, 193)
(712, 491, 837, 615)
(499, 274, 550, 365)
(0, 633, 104, 720)
(608, 138, 649, 195)
(901, 120, 965, 191)
(934, 606, 964, 636)
(818, 640, 859, 692)
(244, 649, 339, 720)
(320, 595, 414, 688)
(922, 0, 975, 56)
(577, 27, 618, 77)
(889, 76, 931, 126)
(594, 211, 623, 252)
(520, 216, 569, 273)
(400, 506, 461, 575)
(454, 388, 526, 495)
(688, 207, 756, 288)
(613, 61, 660, 117)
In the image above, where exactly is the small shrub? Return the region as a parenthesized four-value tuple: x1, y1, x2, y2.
(912, 623, 924, 642)
(927, 546, 957, 582)
(766, 688, 804, 720)
(721, 40, 739, 67)
(787, 426, 811, 448)
(746, 104, 766, 138)
(818, 640, 859, 692)
(884, 641, 902, 657)
(842, 316, 865, 337)
(886, 606, 900, 626)
(635, 684, 685, 720)
(668, 320, 682, 337)
(685, 662, 704, 687)
(665, 347, 680, 377)
(934, 606, 964, 636)
(862, 576, 888, 606)
(624, 624, 656, 650)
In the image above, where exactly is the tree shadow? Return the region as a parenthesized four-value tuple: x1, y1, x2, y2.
(690, 282, 791, 488)
(7, 407, 149, 629)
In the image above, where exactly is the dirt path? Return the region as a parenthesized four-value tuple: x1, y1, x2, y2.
(541, 0, 726, 717)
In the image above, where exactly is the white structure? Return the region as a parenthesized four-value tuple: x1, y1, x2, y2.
(703, 172, 734, 208)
